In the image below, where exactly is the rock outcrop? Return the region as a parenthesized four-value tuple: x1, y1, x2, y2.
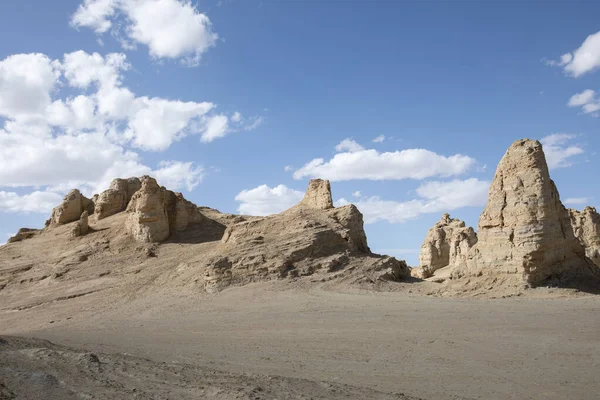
(413, 214, 477, 279)
(126, 177, 171, 243)
(296, 179, 334, 210)
(163, 190, 204, 233)
(70, 211, 89, 238)
(7, 228, 41, 243)
(125, 176, 204, 243)
(204, 179, 407, 293)
(95, 178, 141, 220)
(569, 207, 600, 267)
(451, 139, 598, 287)
(50, 190, 94, 226)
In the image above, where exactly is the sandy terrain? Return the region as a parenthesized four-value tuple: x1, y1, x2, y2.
(2, 282, 600, 400)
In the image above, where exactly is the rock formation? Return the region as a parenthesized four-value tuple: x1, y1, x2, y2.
(162, 190, 204, 233)
(49, 190, 94, 226)
(70, 211, 89, 238)
(7, 228, 41, 243)
(295, 179, 334, 210)
(125, 176, 204, 243)
(95, 178, 141, 220)
(569, 207, 600, 267)
(413, 214, 477, 279)
(451, 139, 598, 287)
(126, 176, 171, 243)
(204, 179, 407, 293)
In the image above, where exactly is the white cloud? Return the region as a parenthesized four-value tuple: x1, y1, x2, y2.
(154, 161, 204, 192)
(71, 0, 117, 34)
(549, 31, 600, 77)
(284, 165, 294, 172)
(235, 184, 304, 216)
(200, 114, 229, 143)
(335, 138, 365, 153)
(242, 115, 263, 131)
(337, 178, 489, 224)
(294, 148, 476, 181)
(1, 50, 249, 155)
(568, 89, 600, 115)
(352, 191, 361, 197)
(60, 50, 128, 89)
(127, 97, 214, 150)
(231, 111, 242, 123)
(0, 53, 60, 118)
(563, 197, 591, 206)
(0, 50, 228, 207)
(71, 0, 218, 65)
(540, 134, 584, 169)
(0, 191, 63, 213)
(372, 135, 385, 143)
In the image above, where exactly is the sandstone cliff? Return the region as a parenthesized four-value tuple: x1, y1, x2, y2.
(450, 139, 599, 288)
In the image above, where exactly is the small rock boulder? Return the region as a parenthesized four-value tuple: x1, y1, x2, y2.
(70, 211, 89, 238)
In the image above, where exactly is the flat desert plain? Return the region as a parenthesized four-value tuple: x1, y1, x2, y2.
(2, 282, 599, 400)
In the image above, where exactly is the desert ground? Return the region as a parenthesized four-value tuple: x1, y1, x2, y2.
(2, 277, 600, 400)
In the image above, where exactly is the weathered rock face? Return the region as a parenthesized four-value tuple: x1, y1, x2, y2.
(204, 179, 407, 293)
(7, 228, 41, 243)
(296, 179, 334, 210)
(451, 139, 597, 286)
(95, 178, 141, 220)
(414, 213, 477, 279)
(162, 190, 204, 233)
(70, 211, 89, 238)
(125, 176, 203, 243)
(50, 190, 94, 226)
(126, 177, 171, 243)
(569, 207, 600, 267)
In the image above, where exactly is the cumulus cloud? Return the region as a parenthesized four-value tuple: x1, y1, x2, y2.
(563, 197, 591, 206)
(0, 50, 253, 155)
(547, 31, 600, 77)
(335, 138, 364, 153)
(235, 184, 304, 216)
(71, 0, 218, 65)
(567, 89, 600, 115)
(0, 50, 222, 205)
(336, 178, 490, 224)
(0, 191, 63, 213)
(352, 191, 361, 197)
(154, 161, 204, 192)
(540, 134, 584, 169)
(372, 135, 385, 143)
(0, 53, 60, 118)
(293, 147, 476, 181)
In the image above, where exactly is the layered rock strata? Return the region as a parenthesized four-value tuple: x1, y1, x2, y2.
(451, 139, 598, 286)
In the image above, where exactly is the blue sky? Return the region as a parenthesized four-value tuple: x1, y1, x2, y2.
(0, 0, 599, 264)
